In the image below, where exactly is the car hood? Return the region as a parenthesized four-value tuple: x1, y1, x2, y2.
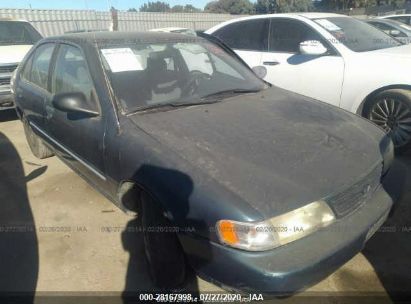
(129, 88, 386, 217)
(0, 45, 32, 64)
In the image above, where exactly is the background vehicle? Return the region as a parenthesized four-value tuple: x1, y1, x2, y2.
(0, 18, 42, 110)
(206, 13, 411, 152)
(13, 31, 394, 294)
(149, 27, 197, 36)
(367, 18, 411, 44)
(379, 14, 411, 25)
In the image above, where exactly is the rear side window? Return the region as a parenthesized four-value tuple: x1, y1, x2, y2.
(52, 44, 96, 109)
(213, 19, 269, 51)
(389, 16, 410, 25)
(21, 53, 34, 81)
(369, 22, 407, 37)
(30, 43, 54, 90)
(269, 19, 323, 53)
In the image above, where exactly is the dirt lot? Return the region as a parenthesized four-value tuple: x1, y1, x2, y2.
(1, 109, 411, 303)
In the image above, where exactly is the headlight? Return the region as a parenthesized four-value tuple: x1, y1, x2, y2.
(216, 200, 335, 251)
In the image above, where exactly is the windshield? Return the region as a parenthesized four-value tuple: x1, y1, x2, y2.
(0, 21, 42, 45)
(100, 40, 266, 113)
(314, 17, 402, 52)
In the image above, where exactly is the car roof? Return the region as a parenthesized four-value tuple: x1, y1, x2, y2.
(43, 31, 200, 47)
(205, 12, 349, 30)
(0, 18, 29, 22)
(380, 14, 411, 18)
(295, 12, 346, 19)
(367, 18, 404, 25)
(150, 27, 189, 32)
(222, 12, 346, 21)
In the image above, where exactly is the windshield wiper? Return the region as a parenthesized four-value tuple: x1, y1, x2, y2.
(127, 89, 262, 114)
(201, 88, 262, 100)
(129, 98, 222, 114)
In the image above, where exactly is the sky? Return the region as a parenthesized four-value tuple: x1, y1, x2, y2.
(0, 0, 212, 11)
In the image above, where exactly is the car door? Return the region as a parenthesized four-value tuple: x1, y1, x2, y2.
(260, 18, 345, 106)
(211, 18, 269, 70)
(45, 43, 106, 184)
(15, 43, 55, 130)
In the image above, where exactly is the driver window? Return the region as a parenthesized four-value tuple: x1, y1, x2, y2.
(30, 43, 54, 90)
(269, 19, 323, 53)
(52, 44, 97, 109)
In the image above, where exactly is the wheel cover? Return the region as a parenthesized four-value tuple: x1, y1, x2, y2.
(369, 97, 411, 147)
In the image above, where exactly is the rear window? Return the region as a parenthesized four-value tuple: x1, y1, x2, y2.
(213, 19, 269, 51)
(0, 21, 42, 45)
(314, 17, 402, 52)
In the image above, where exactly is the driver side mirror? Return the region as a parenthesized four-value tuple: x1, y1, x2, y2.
(52, 92, 99, 117)
(299, 40, 328, 56)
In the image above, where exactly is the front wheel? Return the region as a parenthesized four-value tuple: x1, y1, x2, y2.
(141, 192, 186, 289)
(364, 89, 411, 153)
(23, 118, 54, 159)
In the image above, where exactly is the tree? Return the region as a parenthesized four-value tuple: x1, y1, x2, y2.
(127, 8, 138, 12)
(184, 4, 201, 12)
(139, 1, 170, 12)
(205, 0, 254, 14)
(255, 0, 277, 14)
(230, 0, 255, 13)
(171, 4, 201, 12)
(254, 0, 313, 13)
(292, 0, 314, 11)
(171, 5, 184, 12)
(315, 0, 392, 10)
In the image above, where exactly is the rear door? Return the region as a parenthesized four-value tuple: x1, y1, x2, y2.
(45, 43, 106, 184)
(15, 43, 55, 129)
(260, 18, 345, 106)
(211, 18, 269, 70)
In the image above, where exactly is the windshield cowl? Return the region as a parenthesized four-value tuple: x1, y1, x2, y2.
(129, 88, 266, 114)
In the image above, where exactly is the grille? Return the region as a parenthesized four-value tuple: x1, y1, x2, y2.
(326, 164, 382, 218)
(0, 78, 10, 86)
(0, 64, 18, 74)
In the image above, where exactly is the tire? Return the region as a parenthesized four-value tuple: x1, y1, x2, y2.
(141, 192, 186, 289)
(363, 89, 411, 154)
(23, 118, 54, 159)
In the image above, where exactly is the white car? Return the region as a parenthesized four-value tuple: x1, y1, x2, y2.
(149, 27, 197, 36)
(0, 18, 42, 110)
(206, 13, 411, 151)
(378, 14, 411, 25)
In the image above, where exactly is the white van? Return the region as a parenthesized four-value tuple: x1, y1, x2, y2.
(0, 18, 42, 110)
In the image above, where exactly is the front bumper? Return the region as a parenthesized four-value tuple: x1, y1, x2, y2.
(179, 185, 393, 294)
(0, 92, 14, 110)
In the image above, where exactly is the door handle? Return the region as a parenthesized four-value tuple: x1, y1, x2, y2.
(263, 61, 280, 66)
